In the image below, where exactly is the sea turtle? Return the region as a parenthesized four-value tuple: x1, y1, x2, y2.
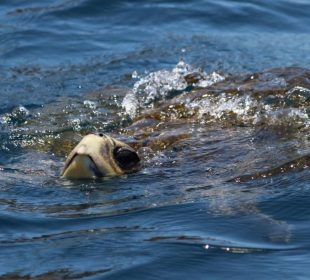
(0, 65, 309, 180)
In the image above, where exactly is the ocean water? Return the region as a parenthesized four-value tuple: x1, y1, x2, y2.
(0, 0, 309, 279)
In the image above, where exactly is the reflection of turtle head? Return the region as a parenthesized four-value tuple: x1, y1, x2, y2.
(61, 134, 140, 179)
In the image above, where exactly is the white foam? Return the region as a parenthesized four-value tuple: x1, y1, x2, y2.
(196, 72, 225, 87)
(190, 94, 258, 122)
(121, 91, 140, 118)
(189, 91, 309, 127)
(122, 60, 225, 118)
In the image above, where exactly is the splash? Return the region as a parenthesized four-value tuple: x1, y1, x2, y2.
(122, 60, 224, 118)
(0, 106, 30, 125)
(188, 90, 309, 128)
(191, 94, 258, 123)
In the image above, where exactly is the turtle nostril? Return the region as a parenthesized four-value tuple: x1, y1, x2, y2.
(98, 133, 104, 137)
(113, 147, 140, 170)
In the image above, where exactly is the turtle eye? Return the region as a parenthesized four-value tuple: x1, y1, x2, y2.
(93, 132, 105, 137)
(113, 147, 140, 170)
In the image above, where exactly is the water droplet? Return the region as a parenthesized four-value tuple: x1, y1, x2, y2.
(83, 100, 97, 109)
(132, 70, 138, 79)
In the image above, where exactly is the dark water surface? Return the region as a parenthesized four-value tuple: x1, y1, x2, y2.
(0, 1, 310, 279)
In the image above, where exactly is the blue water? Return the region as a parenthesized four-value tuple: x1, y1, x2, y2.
(0, 1, 309, 279)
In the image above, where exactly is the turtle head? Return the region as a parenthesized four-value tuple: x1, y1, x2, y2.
(61, 134, 140, 179)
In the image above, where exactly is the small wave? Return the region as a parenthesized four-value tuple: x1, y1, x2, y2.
(231, 154, 310, 183)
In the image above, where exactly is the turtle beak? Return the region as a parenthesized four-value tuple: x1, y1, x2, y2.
(61, 148, 104, 179)
(61, 134, 123, 179)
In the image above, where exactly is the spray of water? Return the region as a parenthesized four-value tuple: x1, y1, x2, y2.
(122, 60, 224, 118)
